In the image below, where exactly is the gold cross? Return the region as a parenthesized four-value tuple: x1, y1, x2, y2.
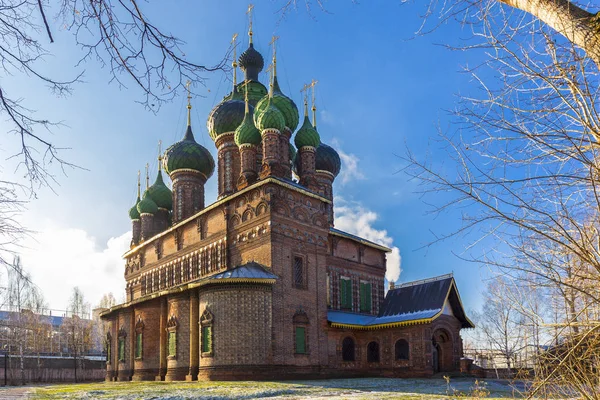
(300, 83, 310, 101)
(269, 35, 279, 52)
(145, 163, 150, 189)
(310, 79, 318, 104)
(185, 80, 192, 103)
(246, 4, 254, 43)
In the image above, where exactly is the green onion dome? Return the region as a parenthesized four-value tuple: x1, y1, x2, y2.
(206, 96, 247, 141)
(147, 170, 172, 210)
(137, 190, 158, 215)
(254, 77, 299, 132)
(163, 125, 216, 179)
(128, 196, 141, 220)
(234, 109, 261, 146)
(294, 115, 321, 149)
(237, 80, 268, 106)
(239, 43, 264, 81)
(254, 98, 286, 132)
(315, 143, 342, 177)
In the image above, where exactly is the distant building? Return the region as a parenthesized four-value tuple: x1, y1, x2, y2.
(101, 23, 473, 381)
(0, 309, 100, 356)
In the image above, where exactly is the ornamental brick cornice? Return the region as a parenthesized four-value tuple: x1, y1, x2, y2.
(170, 168, 208, 181)
(260, 128, 280, 136)
(215, 132, 236, 148)
(124, 177, 330, 258)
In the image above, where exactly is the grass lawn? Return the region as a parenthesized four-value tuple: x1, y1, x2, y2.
(29, 378, 526, 399)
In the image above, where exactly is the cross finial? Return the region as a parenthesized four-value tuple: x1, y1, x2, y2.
(231, 33, 239, 86)
(157, 140, 163, 171)
(300, 84, 311, 117)
(137, 170, 141, 198)
(310, 79, 318, 129)
(145, 163, 150, 189)
(186, 80, 192, 126)
(244, 81, 250, 114)
(246, 4, 254, 44)
(269, 35, 279, 78)
(266, 63, 274, 96)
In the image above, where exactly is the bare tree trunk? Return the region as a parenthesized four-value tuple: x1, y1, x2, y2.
(499, 0, 600, 67)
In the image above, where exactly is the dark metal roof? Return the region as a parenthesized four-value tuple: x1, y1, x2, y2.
(207, 261, 278, 281)
(379, 276, 453, 318)
(328, 309, 440, 327)
(327, 275, 474, 329)
(329, 228, 392, 252)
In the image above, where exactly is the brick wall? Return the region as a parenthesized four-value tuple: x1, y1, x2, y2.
(199, 285, 272, 367)
(165, 294, 190, 381)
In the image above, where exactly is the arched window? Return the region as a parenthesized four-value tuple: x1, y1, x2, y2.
(367, 341, 380, 363)
(200, 309, 214, 356)
(395, 339, 409, 360)
(135, 316, 144, 360)
(342, 337, 355, 361)
(118, 328, 127, 362)
(167, 315, 178, 359)
(293, 310, 309, 355)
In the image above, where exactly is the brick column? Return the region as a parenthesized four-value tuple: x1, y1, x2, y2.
(131, 219, 141, 246)
(299, 146, 318, 191)
(186, 290, 199, 381)
(280, 128, 292, 179)
(155, 298, 167, 381)
(259, 129, 281, 179)
(140, 213, 155, 240)
(216, 133, 240, 198)
(129, 309, 135, 380)
(237, 144, 258, 190)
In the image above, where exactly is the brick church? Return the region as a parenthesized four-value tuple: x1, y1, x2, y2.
(101, 22, 474, 381)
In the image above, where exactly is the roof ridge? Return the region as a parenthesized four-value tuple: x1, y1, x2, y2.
(396, 273, 453, 289)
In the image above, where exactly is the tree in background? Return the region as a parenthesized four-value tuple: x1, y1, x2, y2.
(0, 0, 228, 265)
(92, 292, 117, 357)
(61, 287, 93, 382)
(399, 0, 600, 393)
(3, 256, 47, 384)
(470, 277, 527, 370)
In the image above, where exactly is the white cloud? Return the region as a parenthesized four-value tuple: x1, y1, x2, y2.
(334, 199, 402, 283)
(16, 228, 129, 311)
(330, 139, 365, 185)
(320, 110, 336, 125)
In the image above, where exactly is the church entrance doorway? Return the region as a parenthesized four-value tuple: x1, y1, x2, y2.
(432, 329, 453, 372)
(432, 343, 440, 373)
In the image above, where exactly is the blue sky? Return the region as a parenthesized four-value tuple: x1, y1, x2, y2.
(1, 1, 493, 311)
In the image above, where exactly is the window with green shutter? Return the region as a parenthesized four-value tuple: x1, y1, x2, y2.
(341, 278, 352, 309)
(360, 282, 372, 313)
(118, 337, 125, 362)
(135, 332, 143, 359)
(295, 327, 306, 354)
(168, 331, 177, 357)
(201, 325, 212, 354)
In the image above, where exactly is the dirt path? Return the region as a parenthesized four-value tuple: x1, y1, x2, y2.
(0, 386, 32, 399)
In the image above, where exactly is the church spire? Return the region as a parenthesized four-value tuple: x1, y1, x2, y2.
(157, 140, 163, 172)
(247, 4, 254, 45)
(310, 79, 318, 129)
(145, 163, 150, 189)
(269, 35, 279, 79)
(186, 81, 192, 127)
(137, 170, 141, 199)
(301, 84, 310, 117)
(232, 33, 239, 87)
